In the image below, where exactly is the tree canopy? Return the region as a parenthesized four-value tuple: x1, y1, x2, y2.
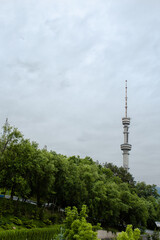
(0, 120, 159, 230)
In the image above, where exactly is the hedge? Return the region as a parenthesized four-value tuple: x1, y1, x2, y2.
(0, 226, 60, 240)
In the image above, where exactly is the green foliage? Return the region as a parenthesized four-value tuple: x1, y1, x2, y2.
(10, 217, 22, 225)
(64, 205, 101, 240)
(0, 121, 159, 230)
(0, 226, 60, 240)
(104, 163, 136, 186)
(117, 225, 141, 240)
(43, 219, 52, 225)
(136, 182, 159, 199)
(49, 213, 63, 224)
(0, 198, 63, 231)
(54, 227, 65, 240)
(23, 219, 36, 229)
(1, 223, 13, 230)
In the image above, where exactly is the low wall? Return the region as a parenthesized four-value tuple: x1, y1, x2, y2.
(97, 230, 153, 240)
(97, 230, 117, 239)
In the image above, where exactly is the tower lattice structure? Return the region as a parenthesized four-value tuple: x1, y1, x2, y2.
(120, 80, 132, 171)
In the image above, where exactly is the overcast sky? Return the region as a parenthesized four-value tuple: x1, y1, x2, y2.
(0, 0, 160, 186)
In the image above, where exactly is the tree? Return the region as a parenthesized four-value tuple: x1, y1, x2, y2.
(64, 205, 101, 240)
(0, 121, 55, 205)
(104, 163, 135, 186)
(0, 119, 23, 156)
(117, 225, 141, 240)
(136, 182, 159, 199)
(0, 120, 27, 198)
(0, 139, 33, 199)
(27, 148, 55, 206)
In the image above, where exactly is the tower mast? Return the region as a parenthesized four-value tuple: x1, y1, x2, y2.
(120, 80, 132, 171)
(125, 80, 127, 118)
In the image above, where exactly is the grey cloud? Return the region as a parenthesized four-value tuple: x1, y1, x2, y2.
(17, 60, 41, 73)
(0, 0, 160, 185)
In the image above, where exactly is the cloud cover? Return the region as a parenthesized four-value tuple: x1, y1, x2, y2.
(0, 0, 160, 185)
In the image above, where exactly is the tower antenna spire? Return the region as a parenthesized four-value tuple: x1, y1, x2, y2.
(120, 80, 132, 171)
(125, 80, 127, 118)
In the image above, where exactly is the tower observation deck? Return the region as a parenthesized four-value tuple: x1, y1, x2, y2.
(120, 80, 132, 171)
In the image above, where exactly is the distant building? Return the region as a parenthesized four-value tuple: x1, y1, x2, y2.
(120, 80, 132, 171)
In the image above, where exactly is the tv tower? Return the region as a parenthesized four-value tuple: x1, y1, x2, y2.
(120, 80, 132, 171)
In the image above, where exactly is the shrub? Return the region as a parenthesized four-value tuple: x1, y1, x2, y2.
(117, 225, 141, 240)
(1, 223, 12, 230)
(23, 219, 36, 229)
(43, 219, 52, 225)
(0, 226, 60, 240)
(10, 217, 22, 225)
(49, 213, 63, 224)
